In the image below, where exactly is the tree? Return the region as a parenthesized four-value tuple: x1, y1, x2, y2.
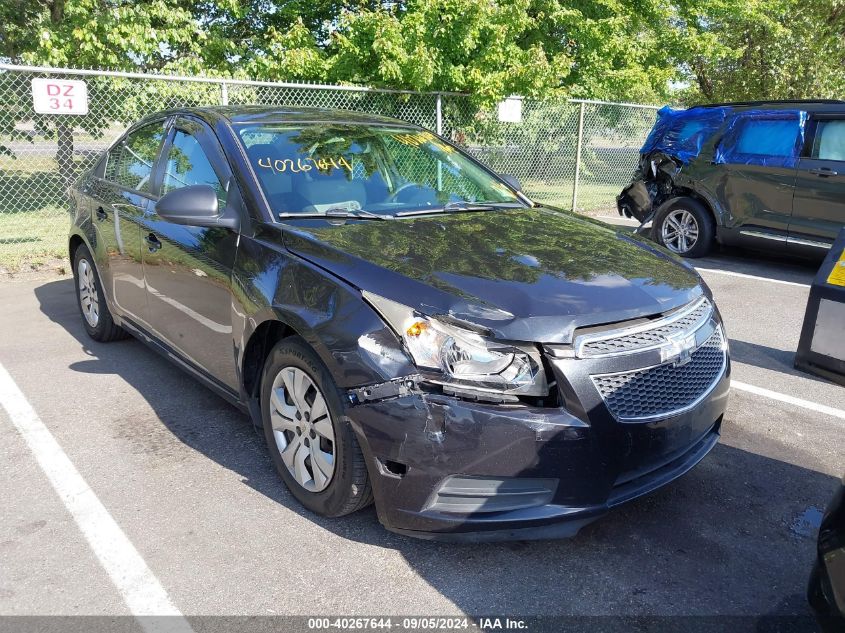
(671, 0, 845, 103)
(0, 0, 205, 183)
(524, 0, 679, 103)
(189, 0, 845, 104)
(213, 0, 682, 105)
(326, 0, 571, 103)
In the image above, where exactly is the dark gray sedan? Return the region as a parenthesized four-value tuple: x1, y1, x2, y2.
(68, 107, 730, 540)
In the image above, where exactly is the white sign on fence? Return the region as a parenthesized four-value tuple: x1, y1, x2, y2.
(31, 78, 88, 115)
(497, 96, 523, 123)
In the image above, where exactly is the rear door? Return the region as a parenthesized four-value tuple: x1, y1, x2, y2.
(714, 112, 803, 249)
(789, 114, 845, 253)
(140, 116, 241, 391)
(91, 119, 168, 326)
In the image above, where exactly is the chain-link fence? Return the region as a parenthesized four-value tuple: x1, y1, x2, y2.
(0, 63, 659, 270)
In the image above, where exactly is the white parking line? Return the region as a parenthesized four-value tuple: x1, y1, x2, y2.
(732, 380, 845, 423)
(695, 267, 811, 288)
(0, 362, 193, 632)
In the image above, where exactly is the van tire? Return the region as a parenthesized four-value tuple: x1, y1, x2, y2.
(654, 197, 715, 258)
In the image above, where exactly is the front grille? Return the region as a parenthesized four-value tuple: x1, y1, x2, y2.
(591, 327, 726, 421)
(577, 297, 711, 358)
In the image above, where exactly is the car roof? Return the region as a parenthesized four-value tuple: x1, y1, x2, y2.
(139, 106, 423, 129)
(693, 99, 845, 111)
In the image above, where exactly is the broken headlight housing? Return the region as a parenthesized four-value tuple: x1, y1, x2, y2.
(363, 292, 547, 398)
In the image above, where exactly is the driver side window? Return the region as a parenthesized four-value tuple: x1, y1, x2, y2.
(161, 128, 228, 208)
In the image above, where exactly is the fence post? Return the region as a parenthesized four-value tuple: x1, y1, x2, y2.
(435, 93, 443, 136)
(220, 81, 229, 106)
(571, 101, 585, 212)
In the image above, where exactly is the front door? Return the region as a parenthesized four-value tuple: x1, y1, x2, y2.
(91, 120, 168, 327)
(141, 116, 241, 391)
(790, 115, 845, 253)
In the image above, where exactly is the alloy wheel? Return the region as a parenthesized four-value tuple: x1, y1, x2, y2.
(269, 366, 336, 492)
(661, 209, 699, 254)
(77, 258, 100, 328)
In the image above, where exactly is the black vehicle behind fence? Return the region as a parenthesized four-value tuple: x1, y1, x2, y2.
(68, 106, 730, 540)
(618, 100, 845, 258)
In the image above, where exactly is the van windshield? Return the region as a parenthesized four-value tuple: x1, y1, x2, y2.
(235, 124, 523, 217)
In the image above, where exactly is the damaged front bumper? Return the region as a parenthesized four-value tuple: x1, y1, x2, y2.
(616, 151, 682, 228)
(345, 370, 729, 542)
(617, 179, 654, 225)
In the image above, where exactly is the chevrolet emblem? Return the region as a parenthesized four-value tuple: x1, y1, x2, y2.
(661, 332, 698, 366)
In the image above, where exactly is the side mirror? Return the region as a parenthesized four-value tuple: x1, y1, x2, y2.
(155, 184, 239, 230)
(500, 174, 522, 192)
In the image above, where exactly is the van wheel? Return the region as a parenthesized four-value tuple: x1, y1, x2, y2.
(655, 198, 714, 258)
(73, 244, 128, 342)
(260, 336, 373, 517)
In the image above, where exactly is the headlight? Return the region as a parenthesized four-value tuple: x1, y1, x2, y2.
(363, 291, 547, 397)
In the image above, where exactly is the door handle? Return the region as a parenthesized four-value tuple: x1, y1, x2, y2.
(809, 167, 838, 177)
(96, 207, 107, 221)
(144, 233, 162, 253)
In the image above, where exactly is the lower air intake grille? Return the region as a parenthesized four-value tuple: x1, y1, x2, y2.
(592, 328, 726, 421)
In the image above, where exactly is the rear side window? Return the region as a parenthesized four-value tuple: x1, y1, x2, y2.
(714, 110, 807, 168)
(105, 122, 166, 192)
(811, 120, 845, 161)
(161, 130, 228, 208)
(734, 119, 799, 157)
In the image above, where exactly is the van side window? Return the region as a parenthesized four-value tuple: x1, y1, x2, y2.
(811, 120, 845, 161)
(734, 119, 799, 158)
(106, 122, 166, 192)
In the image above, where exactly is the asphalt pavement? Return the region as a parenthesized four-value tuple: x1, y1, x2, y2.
(0, 238, 843, 624)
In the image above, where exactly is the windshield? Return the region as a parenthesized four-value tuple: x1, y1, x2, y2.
(236, 123, 524, 216)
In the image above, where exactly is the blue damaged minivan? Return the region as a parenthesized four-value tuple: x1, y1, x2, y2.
(618, 100, 845, 258)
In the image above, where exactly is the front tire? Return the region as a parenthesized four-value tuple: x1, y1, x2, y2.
(654, 197, 715, 258)
(73, 244, 128, 342)
(260, 336, 372, 517)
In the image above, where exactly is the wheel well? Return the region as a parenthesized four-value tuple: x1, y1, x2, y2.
(669, 189, 718, 227)
(242, 320, 292, 399)
(68, 234, 84, 263)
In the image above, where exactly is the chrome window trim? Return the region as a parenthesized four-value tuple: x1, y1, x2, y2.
(590, 326, 728, 423)
(573, 296, 711, 360)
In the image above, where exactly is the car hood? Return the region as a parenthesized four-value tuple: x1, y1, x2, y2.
(280, 208, 703, 344)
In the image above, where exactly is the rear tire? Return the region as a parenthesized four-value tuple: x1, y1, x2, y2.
(654, 197, 715, 258)
(260, 336, 373, 517)
(73, 244, 128, 342)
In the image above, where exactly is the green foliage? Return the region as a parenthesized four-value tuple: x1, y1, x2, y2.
(673, 0, 845, 103)
(326, 0, 572, 104)
(4, 0, 202, 71)
(526, 0, 679, 103)
(3, 0, 845, 123)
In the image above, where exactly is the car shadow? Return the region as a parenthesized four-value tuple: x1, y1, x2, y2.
(728, 339, 797, 374)
(34, 278, 839, 621)
(695, 245, 819, 286)
(727, 338, 837, 388)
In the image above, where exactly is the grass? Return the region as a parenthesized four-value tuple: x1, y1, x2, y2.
(523, 179, 622, 215)
(0, 211, 68, 272)
(0, 155, 74, 272)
